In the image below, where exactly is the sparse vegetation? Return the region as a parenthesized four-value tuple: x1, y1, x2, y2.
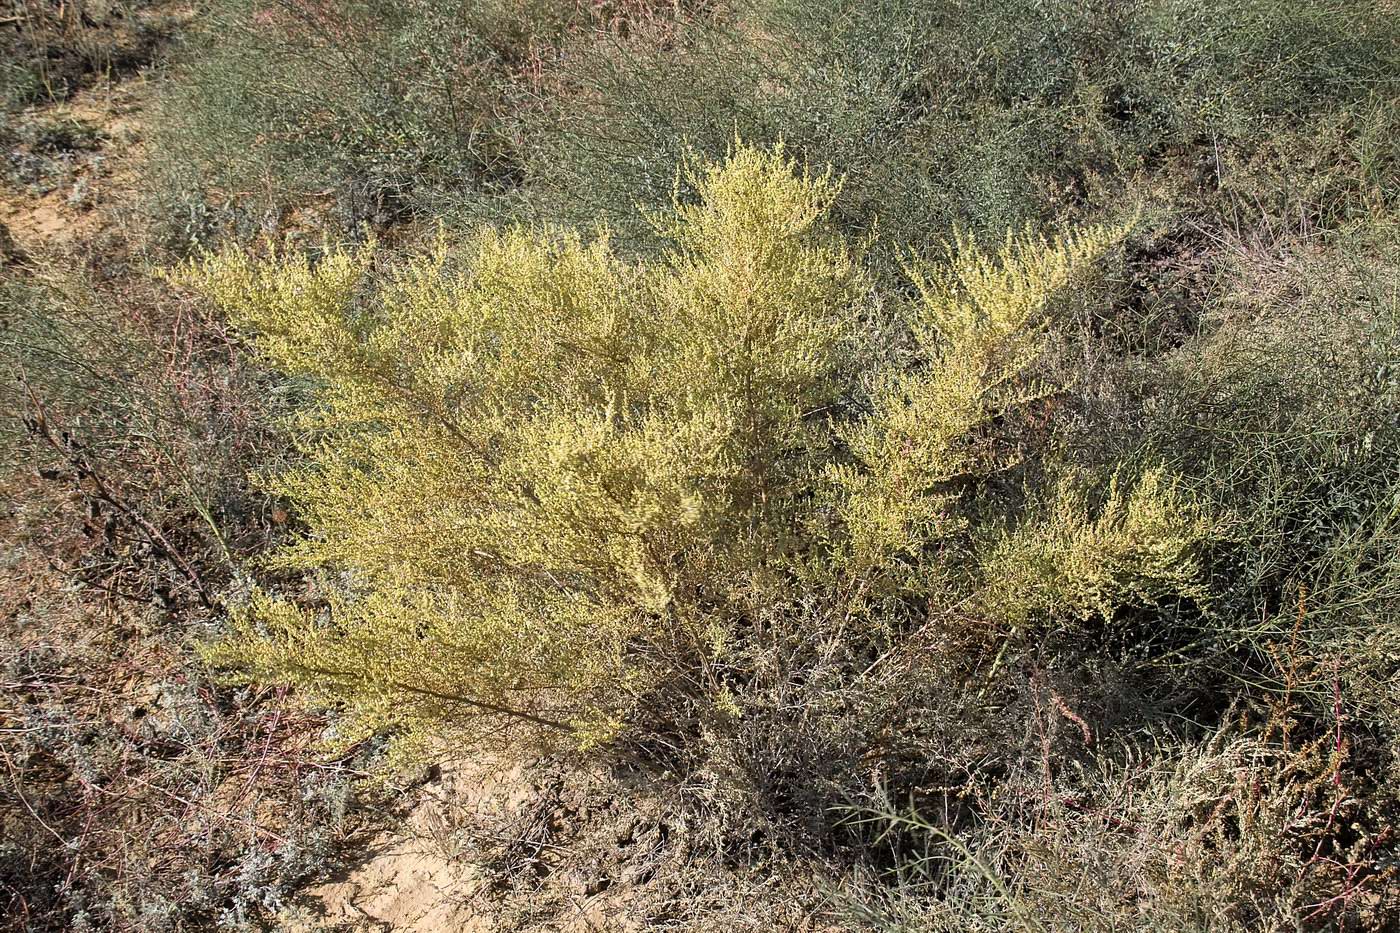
(1, 0, 174, 109)
(2, 0, 1398, 930)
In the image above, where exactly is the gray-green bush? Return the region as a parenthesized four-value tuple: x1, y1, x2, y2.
(516, 0, 1399, 260)
(147, 0, 702, 244)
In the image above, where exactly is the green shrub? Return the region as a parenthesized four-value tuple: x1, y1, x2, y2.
(147, 0, 695, 244)
(1134, 219, 1400, 724)
(178, 145, 1154, 770)
(518, 0, 1399, 262)
(146, 0, 1397, 257)
(978, 467, 1216, 629)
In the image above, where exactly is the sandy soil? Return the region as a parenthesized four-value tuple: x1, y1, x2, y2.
(0, 77, 151, 256)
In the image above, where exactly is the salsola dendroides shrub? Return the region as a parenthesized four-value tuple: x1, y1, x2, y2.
(178, 145, 1210, 762)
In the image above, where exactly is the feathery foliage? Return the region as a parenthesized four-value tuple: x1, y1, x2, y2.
(979, 467, 1216, 628)
(833, 226, 1122, 575)
(178, 145, 1157, 760)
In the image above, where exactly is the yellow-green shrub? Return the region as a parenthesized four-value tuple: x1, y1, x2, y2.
(179, 145, 1178, 759)
(978, 467, 1217, 628)
(832, 227, 1125, 576)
